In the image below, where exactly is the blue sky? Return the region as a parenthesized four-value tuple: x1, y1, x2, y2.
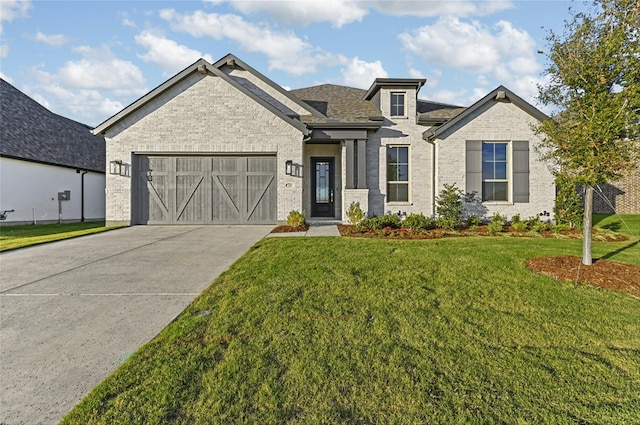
(1, 0, 589, 127)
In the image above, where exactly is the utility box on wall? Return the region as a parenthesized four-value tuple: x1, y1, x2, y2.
(58, 190, 71, 201)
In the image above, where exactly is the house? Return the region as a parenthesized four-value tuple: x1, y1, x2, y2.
(0, 79, 106, 224)
(592, 166, 640, 214)
(92, 54, 555, 227)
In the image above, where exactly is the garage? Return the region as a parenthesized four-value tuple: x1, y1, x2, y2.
(134, 155, 276, 225)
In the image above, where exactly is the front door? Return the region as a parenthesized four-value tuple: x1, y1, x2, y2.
(311, 158, 335, 217)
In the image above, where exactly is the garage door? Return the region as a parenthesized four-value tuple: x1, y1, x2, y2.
(135, 156, 276, 224)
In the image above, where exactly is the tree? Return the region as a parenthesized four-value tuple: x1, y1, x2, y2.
(535, 0, 640, 265)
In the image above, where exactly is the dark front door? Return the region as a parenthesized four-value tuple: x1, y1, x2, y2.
(311, 158, 335, 217)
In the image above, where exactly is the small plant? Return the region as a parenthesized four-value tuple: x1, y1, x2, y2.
(402, 213, 434, 230)
(512, 221, 528, 232)
(435, 183, 464, 230)
(532, 222, 552, 233)
(511, 213, 521, 224)
(346, 202, 365, 225)
(286, 210, 306, 227)
(466, 214, 483, 228)
(487, 212, 507, 234)
(357, 214, 401, 231)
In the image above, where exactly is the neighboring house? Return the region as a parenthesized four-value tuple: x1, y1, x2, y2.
(0, 79, 105, 224)
(592, 165, 640, 214)
(93, 54, 555, 227)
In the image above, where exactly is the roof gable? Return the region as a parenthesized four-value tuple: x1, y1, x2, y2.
(423, 86, 548, 140)
(0, 79, 105, 172)
(93, 55, 311, 136)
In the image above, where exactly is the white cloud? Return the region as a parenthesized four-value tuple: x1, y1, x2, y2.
(210, 0, 513, 27)
(0, 0, 31, 31)
(0, 43, 8, 58)
(215, 0, 367, 28)
(34, 31, 72, 47)
(58, 45, 146, 92)
(122, 17, 136, 28)
(340, 57, 387, 89)
(399, 16, 542, 102)
(160, 9, 346, 75)
(136, 30, 213, 75)
(408, 67, 425, 79)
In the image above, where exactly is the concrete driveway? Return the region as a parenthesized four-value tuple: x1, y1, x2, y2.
(0, 225, 272, 425)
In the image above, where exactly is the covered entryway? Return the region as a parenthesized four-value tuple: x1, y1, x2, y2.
(135, 155, 276, 224)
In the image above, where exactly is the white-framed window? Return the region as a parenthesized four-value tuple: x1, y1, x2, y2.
(482, 142, 508, 201)
(387, 146, 409, 202)
(390, 92, 405, 117)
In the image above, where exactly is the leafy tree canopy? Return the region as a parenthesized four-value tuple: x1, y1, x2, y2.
(536, 0, 640, 186)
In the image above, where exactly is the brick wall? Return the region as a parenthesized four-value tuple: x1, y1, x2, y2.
(593, 165, 640, 214)
(435, 100, 556, 221)
(104, 72, 304, 225)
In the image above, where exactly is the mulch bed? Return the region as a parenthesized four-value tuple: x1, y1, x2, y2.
(527, 255, 640, 298)
(271, 225, 309, 233)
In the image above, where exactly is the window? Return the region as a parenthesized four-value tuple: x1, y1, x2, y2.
(482, 142, 508, 201)
(391, 92, 405, 117)
(387, 146, 409, 202)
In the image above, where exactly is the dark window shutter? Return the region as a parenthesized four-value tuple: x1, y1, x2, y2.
(466, 141, 482, 198)
(512, 141, 530, 203)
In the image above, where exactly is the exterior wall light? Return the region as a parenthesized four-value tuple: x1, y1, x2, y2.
(146, 169, 153, 182)
(109, 160, 123, 175)
(285, 160, 293, 175)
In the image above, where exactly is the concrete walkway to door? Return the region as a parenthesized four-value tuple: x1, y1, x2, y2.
(0, 225, 272, 425)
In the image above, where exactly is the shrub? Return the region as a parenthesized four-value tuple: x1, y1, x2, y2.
(357, 214, 401, 231)
(402, 213, 434, 230)
(286, 210, 306, 227)
(435, 183, 464, 230)
(554, 175, 584, 229)
(487, 213, 507, 234)
(512, 221, 528, 232)
(532, 222, 552, 233)
(511, 213, 522, 224)
(466, 214, 483, 227)
(346, 202, 365, 225)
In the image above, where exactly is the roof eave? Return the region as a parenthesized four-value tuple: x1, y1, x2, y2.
(364, 78, 427, 100)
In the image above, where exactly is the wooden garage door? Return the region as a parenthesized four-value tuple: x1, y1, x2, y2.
(136, 156, 276, 224)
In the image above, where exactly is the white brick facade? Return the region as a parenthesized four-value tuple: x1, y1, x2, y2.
(435, 100, 555, 220)
(103, 73, 304, 226)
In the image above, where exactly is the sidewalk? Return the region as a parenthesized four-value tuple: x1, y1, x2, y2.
(267, 225, 341, 237)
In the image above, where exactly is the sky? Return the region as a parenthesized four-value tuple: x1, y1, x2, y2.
(0, 0, 591, 127)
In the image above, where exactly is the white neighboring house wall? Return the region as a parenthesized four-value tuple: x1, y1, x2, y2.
(0, 157, 105, 224)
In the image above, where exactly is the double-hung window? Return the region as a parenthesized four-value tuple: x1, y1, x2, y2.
(387, 146, 409, 202)
(482, 142, 508, 201)
(390, 92, 405, 117)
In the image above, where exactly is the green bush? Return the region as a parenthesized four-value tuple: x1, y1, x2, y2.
(402, 213, 435, 230)
(487, 213, 507, 234)
(435, 183, 464, 230)
(346, 202, 365, 225)
(357, 214, 401, 231)
(466, 214, 483, 227)
(286, 210, 306, 227)
(512, 221, 529, 232)
(511, 213, 522, 224)
(532, 222, 552, 233)
(554, 175, 584, 229)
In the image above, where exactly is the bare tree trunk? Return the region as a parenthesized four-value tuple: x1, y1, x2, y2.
(582, 186, 593, 266)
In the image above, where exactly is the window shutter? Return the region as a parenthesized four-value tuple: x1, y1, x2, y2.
(466, 141, 482, 197)
(512, 141, 530, 203)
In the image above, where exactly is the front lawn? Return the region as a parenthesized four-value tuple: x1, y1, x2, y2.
(0, 222, 118, 252)
(63, 232, 640, 424)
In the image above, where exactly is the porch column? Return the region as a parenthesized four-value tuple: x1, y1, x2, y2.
(356, 139, 367, 189)
(345, 139, 355, 189)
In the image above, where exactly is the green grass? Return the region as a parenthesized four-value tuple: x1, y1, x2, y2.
(62, 220, 640, 425)
(0, 222, 118, 252)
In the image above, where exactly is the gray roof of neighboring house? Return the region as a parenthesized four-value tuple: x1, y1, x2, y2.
(0, 78, 105, 172)
(417, 100, 466, 123)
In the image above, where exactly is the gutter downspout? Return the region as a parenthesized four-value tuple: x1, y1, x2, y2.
(77, 169, 88, 222)
(423, 133, 436, 217)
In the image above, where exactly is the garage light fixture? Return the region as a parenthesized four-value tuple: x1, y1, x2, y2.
(109, 160, 123, 175)
(146, 169, 153, 182)
(285, 160, 293, 175)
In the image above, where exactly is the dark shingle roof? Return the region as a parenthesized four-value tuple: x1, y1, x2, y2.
(290, 84, 382, 123)
(0, 79, 105, 172)
(417, 99, 466, 122)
